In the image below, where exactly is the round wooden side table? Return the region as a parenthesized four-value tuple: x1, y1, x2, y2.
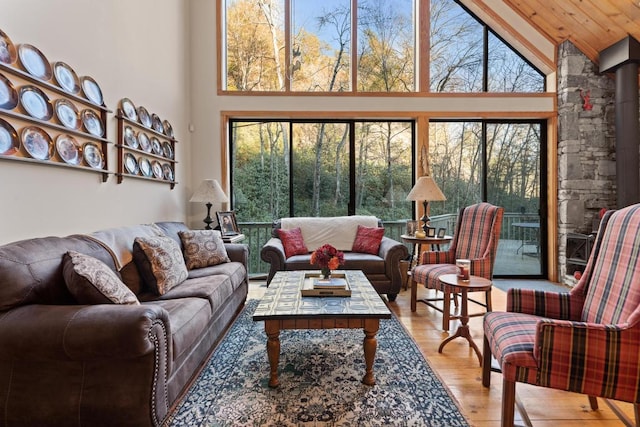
(436, 273, 492, 366)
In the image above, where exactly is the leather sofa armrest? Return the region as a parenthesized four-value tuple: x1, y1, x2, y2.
(260, 237, 286, 284)
(379, 236, 409, 291)
(225, 243, 249, 269)
(0, 303, 171, 361)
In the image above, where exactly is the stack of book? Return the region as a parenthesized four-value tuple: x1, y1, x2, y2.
(301, 275, 352, 297)
(222, 233, 245, 243)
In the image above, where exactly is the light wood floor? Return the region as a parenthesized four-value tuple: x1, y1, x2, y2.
(248, 280, 637, 426)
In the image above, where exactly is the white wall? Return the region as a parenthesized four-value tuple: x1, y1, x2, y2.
(1, 0, 191, 243)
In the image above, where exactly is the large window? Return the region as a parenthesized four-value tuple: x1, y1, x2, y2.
(222, 0, 544, 93)
(429, 120, 546, 276)
(230, 119, 414, 222)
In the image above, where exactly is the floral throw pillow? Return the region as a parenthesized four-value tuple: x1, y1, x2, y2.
(351, 225, 385, 255)
(277, 227, 308, 258)
(63, 251, 140, 305)
(178, 229, 230, 270)
(133, 235, 188, 295)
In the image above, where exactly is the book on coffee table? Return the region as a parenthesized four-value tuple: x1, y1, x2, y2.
(300, 273, 351, 297)
(313, 277, 348, 289)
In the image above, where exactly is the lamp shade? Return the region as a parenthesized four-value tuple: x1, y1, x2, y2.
(406, 176, 446, 202)
(189, 179, 229, 204)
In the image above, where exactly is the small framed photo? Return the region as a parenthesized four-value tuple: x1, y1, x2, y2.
(216, 211, 239, 236)
(426, 227, 436, 238)
(437, 228, 446, 238)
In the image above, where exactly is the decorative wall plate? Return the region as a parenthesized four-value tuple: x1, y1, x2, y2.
(54, 99, 80, 130)
(151, 137, 162, 156)
(81, 76, 103, 106)
(138, 132, 151, 152)
(0, 29, 17, 65)
(55, 134, 81, 165)
(151, 160, 163, 179)
(162, 119, 174, 138)
(81, 109, 104, 137)
(124, 125, 139, 149)
(18, 44, 52, 81)
(124, 152, 139, 175)
(162, 163, 174, 181)
(21, 126, 53, 160)
(151, 113, 164, 134)
(83, 142, 103, 169)
(139, 157, 152, 177)
(120, 98, 137, 121)
(19, 85, 53, 120)
(137, 105, 152, 128)
(0, 73, 18, 110)
(0, 118, 18, 155)
(162, 140, 173, 159)
(53, 61, 80, 94)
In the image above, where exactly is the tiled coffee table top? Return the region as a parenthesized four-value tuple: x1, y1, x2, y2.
(253, 270, 391, 320)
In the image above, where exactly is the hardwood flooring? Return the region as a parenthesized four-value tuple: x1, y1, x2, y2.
(248, 280, 636, 426)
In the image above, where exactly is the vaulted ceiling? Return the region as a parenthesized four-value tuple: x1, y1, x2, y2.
(503, 0, 640, 64)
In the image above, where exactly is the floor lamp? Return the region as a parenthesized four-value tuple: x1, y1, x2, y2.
(189, 179, 229, 229)
(406, 176, 446, 235)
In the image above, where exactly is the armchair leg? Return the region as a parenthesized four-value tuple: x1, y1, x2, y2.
(501, 379, 516, 427)
(482, 336, 492, 387)
(588, 396, 598, 410)
(411, 277, 417, 312)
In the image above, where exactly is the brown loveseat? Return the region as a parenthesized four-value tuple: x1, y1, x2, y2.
(260, 216, 408, 301)
(0, 221, 248, 427)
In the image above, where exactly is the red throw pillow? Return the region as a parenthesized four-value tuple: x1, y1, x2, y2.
(352, 225, 385, 255)
(277, 227, 309, 258)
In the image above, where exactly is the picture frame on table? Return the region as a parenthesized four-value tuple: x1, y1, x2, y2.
(437, 228, 447, 238)
(426, 227, 436, 238)
(216, 211, 239, 236)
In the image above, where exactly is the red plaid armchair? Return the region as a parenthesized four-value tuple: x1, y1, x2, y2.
(410, 202, 504, 331)
(483, 204, 640, 427)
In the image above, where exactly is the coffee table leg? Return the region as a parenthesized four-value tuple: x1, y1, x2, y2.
(264, 320, 280, 388)
(362, 319, 380, 386)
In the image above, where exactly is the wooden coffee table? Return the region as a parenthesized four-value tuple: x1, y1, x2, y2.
(252, 270, 391, 388)
(436, 273, 492, 365)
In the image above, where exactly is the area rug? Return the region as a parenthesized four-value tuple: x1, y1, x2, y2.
(165, 300, 469, 427)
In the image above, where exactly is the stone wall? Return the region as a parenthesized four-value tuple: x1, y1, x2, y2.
(557, 41, 616, 284)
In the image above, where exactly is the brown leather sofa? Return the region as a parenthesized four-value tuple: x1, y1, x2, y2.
(0, 221, 248, 427)
(260, 216, 408, 301)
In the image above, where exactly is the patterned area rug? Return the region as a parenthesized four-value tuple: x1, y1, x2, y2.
(165, 300, 469, 427)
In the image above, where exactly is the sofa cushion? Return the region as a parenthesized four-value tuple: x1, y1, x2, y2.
(352, 225, 385, 255)
(281, 215, 379, 251)
(178, 230, 230, 269)
(143, 296, 212, 365)
(63, 251, 139, 305)
(133, 236, 188, 295)
(87, 223, 165, 294)
(277, 227, 308, 257)
(187, 262, 247, 289)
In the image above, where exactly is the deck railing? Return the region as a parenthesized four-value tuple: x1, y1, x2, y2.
(239, 212, 539, 277)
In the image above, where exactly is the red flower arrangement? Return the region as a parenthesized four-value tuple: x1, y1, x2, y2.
(310, 244, 345, 278)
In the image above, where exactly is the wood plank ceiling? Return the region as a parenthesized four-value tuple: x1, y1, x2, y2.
(503, 0, 640, 64)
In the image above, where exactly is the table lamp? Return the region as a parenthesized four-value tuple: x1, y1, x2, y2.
(189, 179, 229, 229)
(406, 176, 446, 234)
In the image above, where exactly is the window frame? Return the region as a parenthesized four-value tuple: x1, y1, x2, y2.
(219, 0, 545, 95)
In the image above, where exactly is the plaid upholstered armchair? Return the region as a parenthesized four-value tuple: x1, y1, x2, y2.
(410, 202, 504, 331)
(483, 204, 640, 427)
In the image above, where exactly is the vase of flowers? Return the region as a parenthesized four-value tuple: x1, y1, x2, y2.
(310, 244, 345, 279)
